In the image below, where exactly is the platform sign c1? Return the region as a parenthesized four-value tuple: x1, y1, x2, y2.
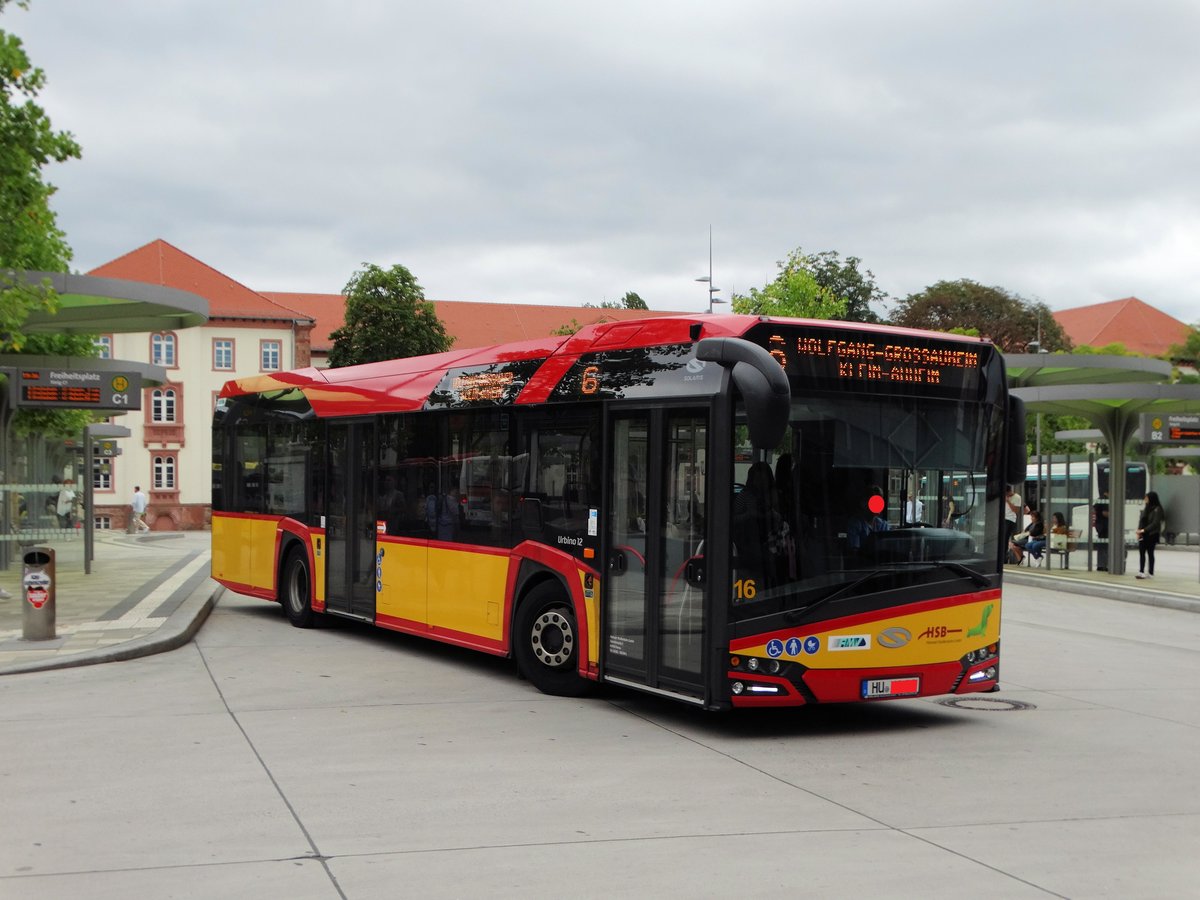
(16, 369, 141, 410)
(1143, 413, 1200, 444)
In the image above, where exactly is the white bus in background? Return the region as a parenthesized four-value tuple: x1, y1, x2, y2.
(1024, 457, 1149, 540)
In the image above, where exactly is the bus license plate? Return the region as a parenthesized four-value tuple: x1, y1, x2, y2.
(862, 676, 920, 699)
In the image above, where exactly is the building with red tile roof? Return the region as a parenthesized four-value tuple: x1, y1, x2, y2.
(262, 292, 669, 363)
(1053, 297, 1193, 357)
(82, 240, 678, 531)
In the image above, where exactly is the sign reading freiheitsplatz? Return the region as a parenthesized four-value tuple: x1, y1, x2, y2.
(1142, 413, 1200, 444)
(16, 368, 142, 410)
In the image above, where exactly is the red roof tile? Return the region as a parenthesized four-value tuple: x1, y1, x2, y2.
(262, 293, 670, 353)
(89, 239, 309, 323)
(1053, 297, 1192, 356)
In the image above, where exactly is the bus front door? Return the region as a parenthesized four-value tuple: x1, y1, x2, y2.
(325, 420, 377, 621)
(605, 409, 709, 701)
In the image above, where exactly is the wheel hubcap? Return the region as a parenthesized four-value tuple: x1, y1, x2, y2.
(289, 567, 307, 612)
(530, 609, 574, 668)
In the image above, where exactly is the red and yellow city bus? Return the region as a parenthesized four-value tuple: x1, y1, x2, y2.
(211, 314, 1026, 710)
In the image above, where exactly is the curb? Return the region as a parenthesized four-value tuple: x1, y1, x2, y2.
(1004, 570, 1200, 613)
(0, 585, 224, 677)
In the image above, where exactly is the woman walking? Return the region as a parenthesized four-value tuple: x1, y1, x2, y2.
(1135, 491, 1165, 580)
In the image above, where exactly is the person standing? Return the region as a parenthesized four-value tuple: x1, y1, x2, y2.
(130, 485, 150, 533)
(1004, 486, 1022, 545)
(904, 495, 925, 524)
(56, 479, 77, 529)
(1092, 492, 1110, 571)
(1134, 491, 1165, 579)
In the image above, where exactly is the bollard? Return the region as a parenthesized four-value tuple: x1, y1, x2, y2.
(22, 547, 56, 641)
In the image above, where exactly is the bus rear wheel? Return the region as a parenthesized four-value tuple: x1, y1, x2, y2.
(282, 546, 316, 628)
(514, 582, 591, 697)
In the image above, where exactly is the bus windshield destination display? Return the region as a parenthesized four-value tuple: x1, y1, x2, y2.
(767, 331, 982, 390)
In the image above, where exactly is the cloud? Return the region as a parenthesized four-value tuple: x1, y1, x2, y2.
(15, 0, 1200, 321)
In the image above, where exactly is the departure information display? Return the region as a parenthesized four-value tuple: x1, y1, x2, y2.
(16, 369, 142, 410)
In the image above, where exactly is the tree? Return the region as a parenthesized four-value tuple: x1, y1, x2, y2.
(327, 263, 452, 367)
(0, 0, 82, 350)
(1167, 325, 1200, 363)
(796, 248, 886, 323)
(1071, 342, 1138, 356)
(589, 291, 648, 310)
(887, 279, 1072, 353)
(732, 250, 848, 320)
(0, 1, 96, 444)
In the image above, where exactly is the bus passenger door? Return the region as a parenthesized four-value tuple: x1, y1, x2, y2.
(326, 420, 377, 621)
(606, 409, 709, 700)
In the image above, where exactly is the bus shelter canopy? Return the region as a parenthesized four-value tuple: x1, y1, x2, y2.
(9, 271, 208, 334)
(1005, 353, 1173, 388)
(1011, 381, 1200, 574)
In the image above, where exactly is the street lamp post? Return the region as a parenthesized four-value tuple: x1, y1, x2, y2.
(695, 226, 726, 314)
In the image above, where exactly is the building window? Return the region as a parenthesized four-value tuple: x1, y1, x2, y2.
(93, 516, 112, 530)
(94, 335, 113, 359)
(213, 339, 234, 370)
(151, 333, 177, 367)
(152, 388, 177, 423)
(153, 454, 176, 490)
(92, 457, 112, 491)
(261, 340, 281, 371)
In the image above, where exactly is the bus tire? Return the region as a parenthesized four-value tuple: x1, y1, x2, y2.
(514, 582, 591, 697)
(281, 546, 316, 628)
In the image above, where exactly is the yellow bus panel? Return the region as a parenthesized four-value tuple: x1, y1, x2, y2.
(376, 541, 428, 624)
(427, 546, 509, 641)
(212, 515, 278, 592)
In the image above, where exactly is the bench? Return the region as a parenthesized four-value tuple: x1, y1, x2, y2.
(1047, 528, 1080, 569)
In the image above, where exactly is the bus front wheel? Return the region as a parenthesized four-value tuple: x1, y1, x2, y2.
(282, 546, 316, 628)
(514, 582, 591, 697)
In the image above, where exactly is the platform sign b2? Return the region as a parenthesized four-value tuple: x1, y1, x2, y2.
(1143, 413, 1200, 444)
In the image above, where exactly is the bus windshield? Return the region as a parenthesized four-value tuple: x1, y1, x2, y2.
(730, 392, 1002, 621)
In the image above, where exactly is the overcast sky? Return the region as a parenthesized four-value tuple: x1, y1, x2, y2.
(15, 0, 1200, 321)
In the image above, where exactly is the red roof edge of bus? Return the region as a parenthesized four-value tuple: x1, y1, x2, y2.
(218, 314, 993, 413)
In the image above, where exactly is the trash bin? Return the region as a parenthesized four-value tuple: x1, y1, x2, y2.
(22, 547, 55, 641)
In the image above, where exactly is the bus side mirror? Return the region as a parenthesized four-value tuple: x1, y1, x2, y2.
(695, 337, 790, 449)
(1005, 395, 1027, 484)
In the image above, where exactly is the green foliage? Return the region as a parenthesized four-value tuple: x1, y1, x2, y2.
(888, 279, 1072, 353)
(0, 0, 81, 351)
(793, 248, 886, 323)
(550, 319, 582, 336)
(590, 291, 648, 311)
(1026, 413, 1092, 458)
(1071, 342, 1138, 356)
(0, 2, 99, 440)
(1166, 325, 1200, 362)
(732, 251, 848, 319)
(327, 263, 452, 367)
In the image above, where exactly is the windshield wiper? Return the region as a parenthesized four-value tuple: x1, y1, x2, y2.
(785, 569, 893, 622)
(932, 560, 991, 587)
(784, 561, 992, 623)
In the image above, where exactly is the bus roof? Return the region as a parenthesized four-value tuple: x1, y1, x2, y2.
(218, 313, 994, 417)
